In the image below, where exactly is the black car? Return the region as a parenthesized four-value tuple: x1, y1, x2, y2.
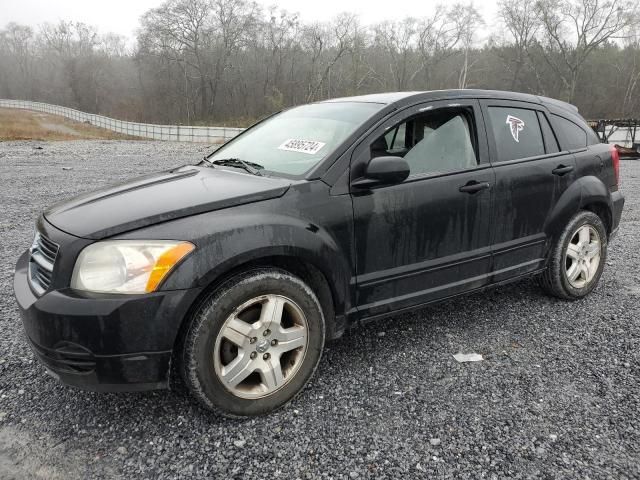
(14, 90, 624, 417)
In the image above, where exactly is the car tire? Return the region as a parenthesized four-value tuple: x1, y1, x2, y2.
(180, 268, 325, 417)
(539, 210, 608, 300)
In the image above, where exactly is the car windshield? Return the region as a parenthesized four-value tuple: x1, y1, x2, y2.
(206, 102, 384, 176)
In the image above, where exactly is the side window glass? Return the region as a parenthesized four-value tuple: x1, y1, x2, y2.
(391, 123, 406, 151)
(384, 123, 406, 152)
(552, 114, 587, 150)
(538, 112, 560, 153)
(384, 129, 394, 148)
(370, 108, 478, 176)
(488, 107, 545, 162)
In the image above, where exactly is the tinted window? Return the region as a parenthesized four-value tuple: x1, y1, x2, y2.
(552, 114, 587, 150)
(488, 107, 545, 162)
(538, 112, 560, 153)
(371, 108, 477, 176)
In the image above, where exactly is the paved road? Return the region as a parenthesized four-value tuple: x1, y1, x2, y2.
(0, 141, 638, 479)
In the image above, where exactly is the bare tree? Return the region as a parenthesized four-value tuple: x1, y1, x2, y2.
(306, 14, 355, 101)
(373, 18, 422, 90)
(140, 0, 215, 118)
(0, 23, 36, 98)
(457, 5, 483, 88)
(619, 27, 640, 116)
(499, 0, 540, 89)
(536, 0, 637, 102)
(416, 4, 467, 89)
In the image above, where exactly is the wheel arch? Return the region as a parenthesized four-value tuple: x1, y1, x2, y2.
(173, 249, 345, 357)
(545, 175, 614, 242)
(168, 251, 346, 391)
(582, 202, 612, 237)
(206, 254, 339, 337)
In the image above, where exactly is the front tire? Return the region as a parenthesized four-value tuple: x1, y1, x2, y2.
(539, 210, 607, 300)
(181, 268, 325, 417)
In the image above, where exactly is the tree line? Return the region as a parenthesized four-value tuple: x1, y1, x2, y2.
(0, 0, 638, 126)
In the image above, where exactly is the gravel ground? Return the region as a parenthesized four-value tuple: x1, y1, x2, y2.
(0, 140, 639, 479)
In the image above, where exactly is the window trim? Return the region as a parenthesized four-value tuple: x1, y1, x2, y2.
(400, 162, 493, 184)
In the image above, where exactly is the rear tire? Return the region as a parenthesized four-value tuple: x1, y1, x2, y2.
(180, 268, 325, 417)
(539, 210, 607, 300)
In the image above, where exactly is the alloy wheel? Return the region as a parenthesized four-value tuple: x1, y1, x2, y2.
(213, 294, 308, 399)
(564, 224, 601, 289)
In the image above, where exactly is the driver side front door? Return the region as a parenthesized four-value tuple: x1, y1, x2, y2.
(351, 99, 495, 319)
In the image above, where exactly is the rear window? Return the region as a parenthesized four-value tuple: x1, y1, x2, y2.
(552, 115, 587, 150)
(488, 107, 545, 162)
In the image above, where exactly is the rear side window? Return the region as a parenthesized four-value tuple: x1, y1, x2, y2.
(538, 112, 560, 153)
(488, 107, 545, 162)
(552, 115, 587, 150)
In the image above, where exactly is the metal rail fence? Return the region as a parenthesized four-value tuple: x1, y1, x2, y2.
(0, 99, 244, 143)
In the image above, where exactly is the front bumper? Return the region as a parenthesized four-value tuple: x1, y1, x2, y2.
(14, 250, 201, 391)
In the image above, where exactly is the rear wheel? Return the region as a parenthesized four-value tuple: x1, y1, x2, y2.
(539, 211, 607, 300)
(181, 268, 325, 417)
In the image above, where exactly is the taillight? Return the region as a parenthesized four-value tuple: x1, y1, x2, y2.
(611, 145, 620, 186)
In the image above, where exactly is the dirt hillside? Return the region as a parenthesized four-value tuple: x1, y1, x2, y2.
(0, 108, 137, 141)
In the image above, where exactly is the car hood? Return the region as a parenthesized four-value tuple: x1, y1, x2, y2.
(44, 165, 292, 239)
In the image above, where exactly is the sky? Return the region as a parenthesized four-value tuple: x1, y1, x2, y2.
(0, 0, 500, 40)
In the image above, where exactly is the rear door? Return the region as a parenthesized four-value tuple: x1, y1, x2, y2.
(480, 100, 576, 281)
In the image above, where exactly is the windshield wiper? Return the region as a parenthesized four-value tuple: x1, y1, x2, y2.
(206, 157, 263, 176)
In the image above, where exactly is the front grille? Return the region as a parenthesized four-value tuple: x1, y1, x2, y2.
(28, 233, 59, 296)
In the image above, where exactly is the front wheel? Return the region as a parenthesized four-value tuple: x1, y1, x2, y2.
(539, 210, 608, 300)
(181, 268, 325, 417)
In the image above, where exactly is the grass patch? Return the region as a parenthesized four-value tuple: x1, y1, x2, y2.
(0, 108, 138, 141)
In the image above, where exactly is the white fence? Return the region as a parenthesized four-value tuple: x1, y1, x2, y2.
(0, 99, 244, 143)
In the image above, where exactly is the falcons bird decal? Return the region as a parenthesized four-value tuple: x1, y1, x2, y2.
(506, 115, 525, 142)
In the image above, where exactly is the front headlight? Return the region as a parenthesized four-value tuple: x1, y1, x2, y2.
(71, 241, 195, 294)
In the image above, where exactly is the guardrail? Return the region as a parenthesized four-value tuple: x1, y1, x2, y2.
(0, 99, 244, 143)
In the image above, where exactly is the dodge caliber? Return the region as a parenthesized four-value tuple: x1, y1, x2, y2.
(14, 90, 624, 416)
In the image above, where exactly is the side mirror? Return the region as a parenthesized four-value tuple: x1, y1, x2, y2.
(352, 156, 410, 188)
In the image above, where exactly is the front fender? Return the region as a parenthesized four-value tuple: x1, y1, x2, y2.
(193, 213, 350, 311)
(118, 204, 354, 317)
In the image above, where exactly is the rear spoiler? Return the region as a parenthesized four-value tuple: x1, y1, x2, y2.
(537, 95, 579, 114)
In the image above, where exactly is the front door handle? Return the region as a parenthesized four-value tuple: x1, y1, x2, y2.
(459, 181, 490, 194)
(552, 165, 574, 176)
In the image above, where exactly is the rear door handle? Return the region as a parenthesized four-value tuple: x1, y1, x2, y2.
(552, 165, 574, 176)
(459, 181, 490, 194)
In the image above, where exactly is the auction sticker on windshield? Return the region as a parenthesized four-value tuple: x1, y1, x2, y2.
(278, 139, 326, 155)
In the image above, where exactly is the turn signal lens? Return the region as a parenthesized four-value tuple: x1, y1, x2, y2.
(146, 242, 195, 292)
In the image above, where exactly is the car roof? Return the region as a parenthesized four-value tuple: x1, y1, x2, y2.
(321, 89, 578, 114)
